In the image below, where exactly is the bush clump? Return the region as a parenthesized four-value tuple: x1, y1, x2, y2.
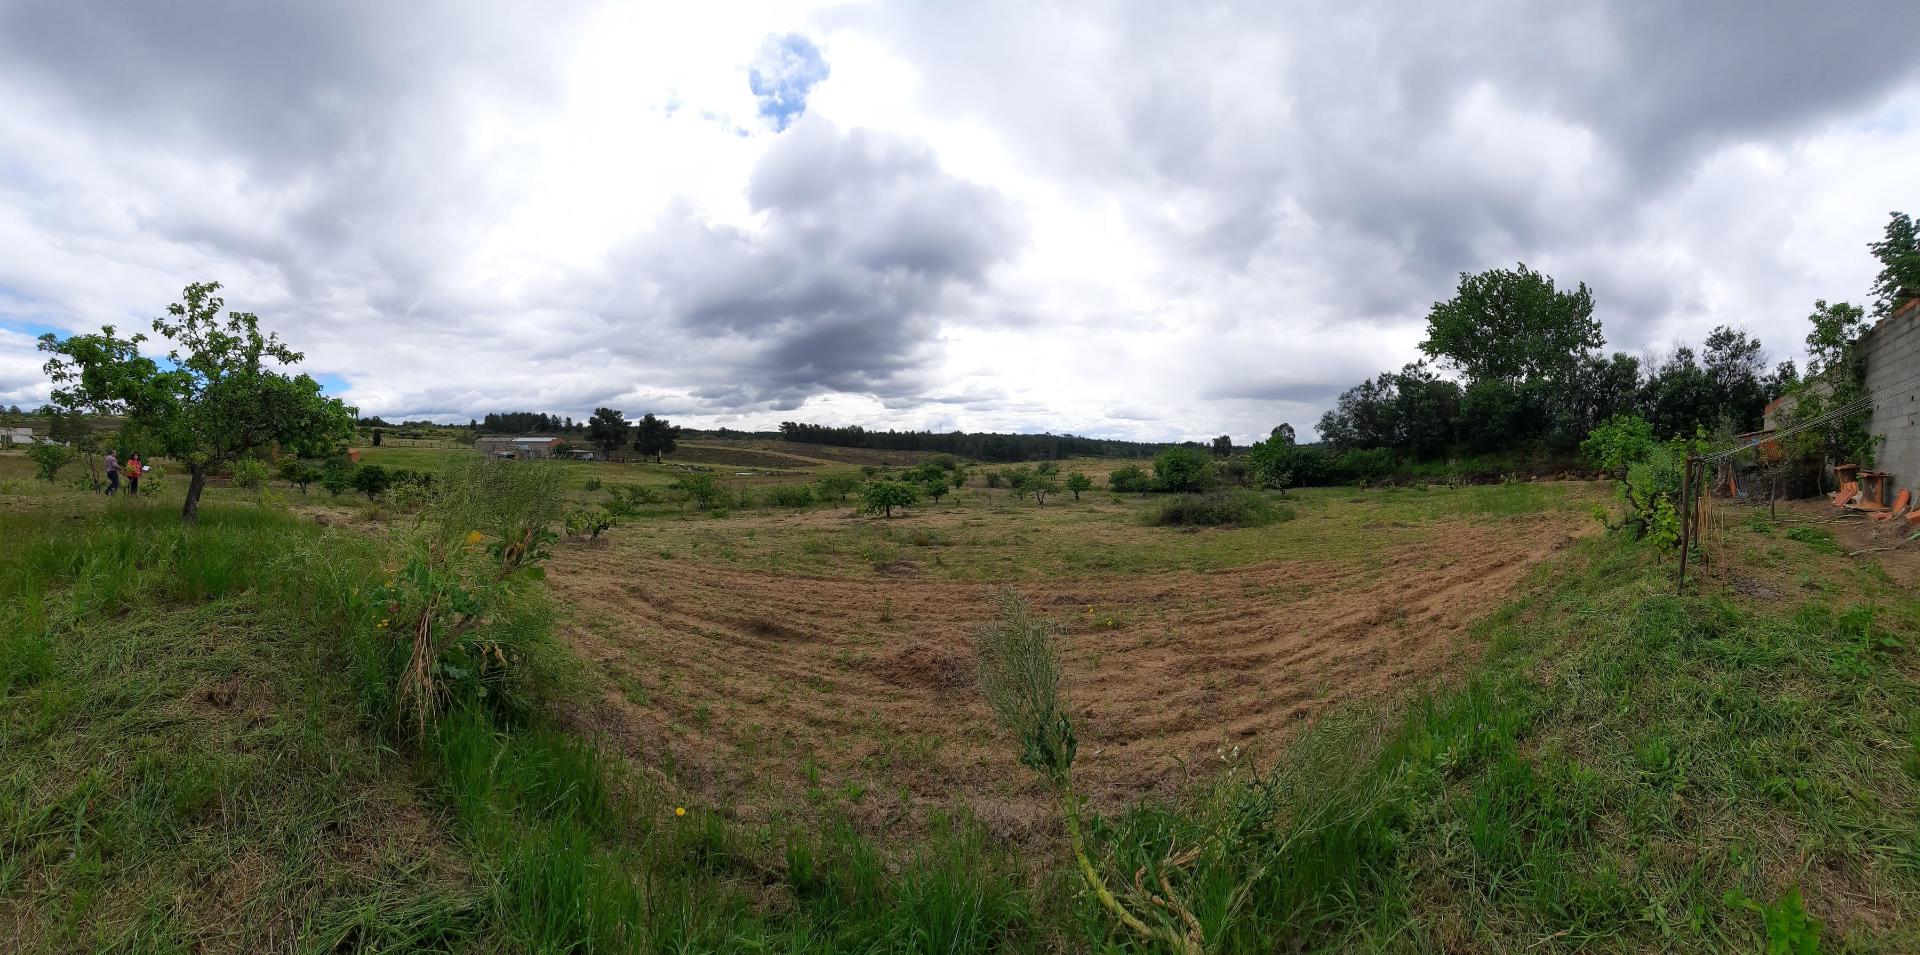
(1147, 489, 1287, 527)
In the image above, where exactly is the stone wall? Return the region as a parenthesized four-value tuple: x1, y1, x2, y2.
(1863, 299, 1920, 489)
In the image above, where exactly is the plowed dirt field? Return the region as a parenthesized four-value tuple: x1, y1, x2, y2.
(550, 487, 1594, 834)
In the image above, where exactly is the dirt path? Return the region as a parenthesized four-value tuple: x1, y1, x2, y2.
(551, 511, 1587, 834)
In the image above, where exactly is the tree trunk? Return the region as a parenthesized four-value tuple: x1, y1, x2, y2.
(182, 464, 208, 522)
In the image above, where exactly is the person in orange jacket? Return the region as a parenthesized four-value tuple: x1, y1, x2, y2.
(125, 453, 142, 497)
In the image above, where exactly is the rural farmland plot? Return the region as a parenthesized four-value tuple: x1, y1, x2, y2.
(551, 487, 1594, 830)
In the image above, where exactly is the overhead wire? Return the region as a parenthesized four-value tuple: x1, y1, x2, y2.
(1702, 365, 1920, 462)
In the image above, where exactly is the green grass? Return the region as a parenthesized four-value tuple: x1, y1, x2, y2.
(0, 498, 1048, 952)
(1084, 530, 1920, 951)
(0, 506, 486, 952)
(10, 479, 1920, 951)
(629, 482, 1593, 581)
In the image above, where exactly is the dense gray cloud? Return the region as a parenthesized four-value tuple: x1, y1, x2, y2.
(0, 1, 1915, 440)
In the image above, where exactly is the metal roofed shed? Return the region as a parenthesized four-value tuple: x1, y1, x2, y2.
(473, 435, 564, 459)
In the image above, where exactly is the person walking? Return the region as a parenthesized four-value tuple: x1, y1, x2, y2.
(125, 453, 142, 497)
(103, 449, 120, 496)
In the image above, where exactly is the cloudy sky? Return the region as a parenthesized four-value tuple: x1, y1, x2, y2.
(1, 1, 1916, 442)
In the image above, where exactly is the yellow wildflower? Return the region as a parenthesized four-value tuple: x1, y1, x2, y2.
(465, 530, 485, 545)
(376, 619, 389, 630)
(674, 806, 686, 817)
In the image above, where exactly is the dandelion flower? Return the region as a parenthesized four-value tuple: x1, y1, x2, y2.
(465, 530, 485, 545)
(674, 806, 686, 817)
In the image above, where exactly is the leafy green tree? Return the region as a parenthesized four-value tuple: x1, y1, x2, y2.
(860, 480, 918, 517)
(26, 441, 74, 482)
(1247, 440, 1333, 490)
(1420, 263, 1602, 385)
(633, 413, 680, 463)
(352, 463, 392, 500)
(1269, 423, 1295, 445)
(47, 408, 103, 489)
(1065, 472, 1092, 500)
(320, 460, 353, 497)
(37, 282, 354, 521)
(1336, 448, 1393, 483)
(586, 407, 628, 456)
(1211, 435, 1233, 457)
(919, 474, 950, 505)
(816, 472, 860, 503)
(278, 459, 322, 494)
(1028, 471, 1060, 504)
(1782, 300, 1873, 468)
(1152, 447, 1215, 493)
(1869, 211, 1920, 319)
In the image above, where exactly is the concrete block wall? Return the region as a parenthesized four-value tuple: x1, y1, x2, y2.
(1863, 302, 1920, 492)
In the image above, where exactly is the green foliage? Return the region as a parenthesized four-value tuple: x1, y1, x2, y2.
(585, 407, 627, 456)
(1868, 210, 1920, 319)
(1335, 447, 1393, 483)
(1147, 489, 1287, 527)
(564, 506, 616, 541)
(230, 456, 270, 489)
(632, 413, 680, 463)
(768, 484, 816, 508)
(1246, 439, 1334, 490)
(1420, 262, 1602, 384)
(1581, 414, 1657, 479)
(351, 463, 393, 500)
(1779, 300, 1874, 468)
(1023, 470, 1060, 504)
(860, 480, 918, 517)
(603, 483, 663, 517)
(320, 460, 353, 497)
(918, 475, 950, 505)
(816, 472, 860, 502)
(277, 458, 322, 493)
(1106, 464, 1151, 493)
(36, 281, 356, 520)
(1725, 887, 1822, 954)
(1152, 447, 1216, 493)
(974, 590, 1074, 787)
(671, 472, 724, 510)
(25, 441, 74, 482)
(1064, 472, 1092, 500)
(372, 459, 566, 736)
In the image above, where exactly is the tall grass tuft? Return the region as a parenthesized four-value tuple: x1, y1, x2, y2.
(975, 588, 1204, 954)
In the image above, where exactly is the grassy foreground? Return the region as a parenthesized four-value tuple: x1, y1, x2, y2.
(4, 491, 1920, 951)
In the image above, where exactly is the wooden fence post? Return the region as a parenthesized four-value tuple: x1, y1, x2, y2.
(1677, 455, 1695, 595)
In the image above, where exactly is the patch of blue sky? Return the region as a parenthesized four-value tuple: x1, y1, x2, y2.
(748, 33, 829, 131)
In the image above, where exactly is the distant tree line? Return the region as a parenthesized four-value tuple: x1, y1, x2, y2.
(473, 411, 581, 434)
(775, 421, 1176, 462)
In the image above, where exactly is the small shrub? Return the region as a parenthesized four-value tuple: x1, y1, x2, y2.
(1107, 464, 1152, 493)
(25, 442, 74, 482)
(351, 463, 392, 500)
(1147, 489, 1280, 527)
(583, 477, 602, 492)
(230, 457, 271, 489)
(1336, 448, 1394, 484)
(817, 473, 860, 502)
(769, 484, 815, 508)
(604, 483, 663, 516)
